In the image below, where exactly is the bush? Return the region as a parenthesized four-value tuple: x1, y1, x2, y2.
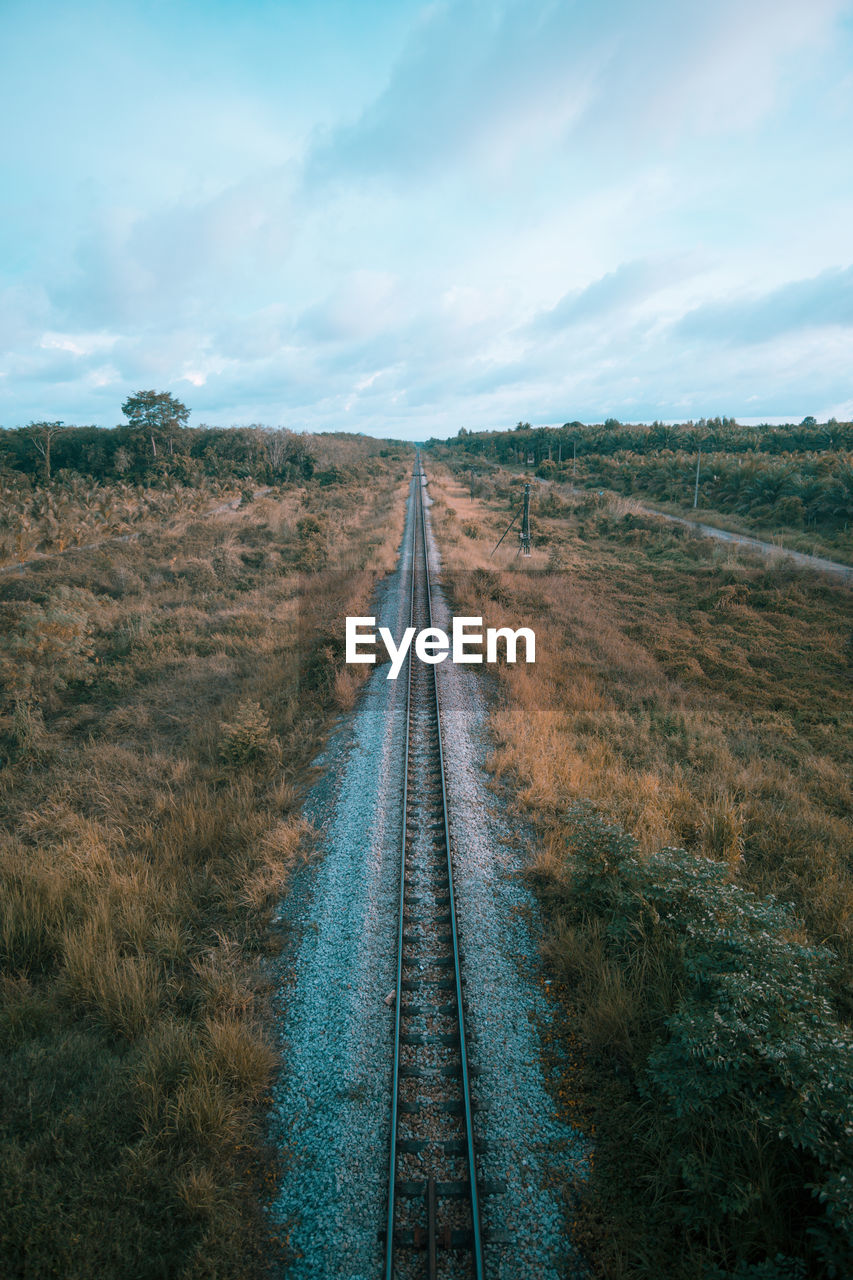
(218, 700, 280, 768)
(560, 804, 853, 1275)
(0, 586, 99, 707)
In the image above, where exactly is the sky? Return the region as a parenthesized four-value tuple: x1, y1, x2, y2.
(2, 0, 853, 438)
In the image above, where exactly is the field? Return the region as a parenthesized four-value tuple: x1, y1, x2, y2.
(0, 435, 410, 1279)
(425, 452, 853, 1279)
(2, 423, 851, 1279)
(441, 419, 853, 565)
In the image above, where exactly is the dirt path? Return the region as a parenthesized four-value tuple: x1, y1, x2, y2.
(635, 504, 853, 579)
(528, 473, 852, 579)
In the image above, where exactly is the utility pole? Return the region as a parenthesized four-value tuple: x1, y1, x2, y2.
(558, 441, 562, 467)
(519, 483, 531, 556)
(573, 440, 577, 483)
(693, 447, 702, 509)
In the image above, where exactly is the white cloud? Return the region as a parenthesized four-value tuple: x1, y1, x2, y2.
(40, 331, 118, 357)
(297, 271, 402, 343)
(307, 0, 849, 190)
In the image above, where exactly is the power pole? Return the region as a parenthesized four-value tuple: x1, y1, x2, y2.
(519, 483, 531, 556)
(693, 447, 702, 509)
(558, 441, 562, 467)
(573, 440, 577, 483)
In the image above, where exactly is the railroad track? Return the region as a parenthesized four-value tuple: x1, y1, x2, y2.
(384, 456, 486, 1279)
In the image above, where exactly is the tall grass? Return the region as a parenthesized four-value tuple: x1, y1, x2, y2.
(0, 446, 410, 1278)
(428, 461, 853, 1278)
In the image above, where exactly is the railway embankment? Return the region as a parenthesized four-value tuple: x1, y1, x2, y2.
(269, 464, 587, 1277)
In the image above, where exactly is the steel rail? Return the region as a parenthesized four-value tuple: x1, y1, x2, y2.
(417, 458, 485, 1280)
(384, 453, 485, 1279)
(385, 464, 418, 1277)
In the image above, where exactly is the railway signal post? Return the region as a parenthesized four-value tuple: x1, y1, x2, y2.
(519, 483, 531, 556)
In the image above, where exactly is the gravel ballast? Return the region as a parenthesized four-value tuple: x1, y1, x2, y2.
(269, 469, 589, 1278)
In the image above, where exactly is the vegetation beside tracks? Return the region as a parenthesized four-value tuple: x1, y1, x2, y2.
(0, 438, 412, 1279)
(438, 418, 853, 564)
(426, 458, 853, 1279)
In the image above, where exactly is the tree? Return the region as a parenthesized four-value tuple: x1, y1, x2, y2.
(259, 427, 293, 474)
(121, 390, 190, 460)
(22, 420, 65, 482)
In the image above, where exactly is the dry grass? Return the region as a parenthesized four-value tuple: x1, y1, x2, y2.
(433, 464, 852, 961)
(0, 445, 411, 1278)
(0, 474, 248, 569)
(427, 457, 853, 1277)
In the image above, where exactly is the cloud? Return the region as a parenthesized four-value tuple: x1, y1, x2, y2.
(305, 2, 597, 186)
(53, 170, 296, 329)
(595, 0, 846, 142)
(530, 258, 698, 332)
(40, 331, 118, 357)
(0, 283, 51, 349)
(2, 0, 853, 433)
(676, 265, 853, 344)
(296, 271, 402, 343)
(305, 0, 848, 190)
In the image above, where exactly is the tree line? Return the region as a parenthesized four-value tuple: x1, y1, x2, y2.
(437, 417, 852, 538)
(445, 416, 853, 465)
(556, 448, 852, 532)
(1, 391, 315, 486)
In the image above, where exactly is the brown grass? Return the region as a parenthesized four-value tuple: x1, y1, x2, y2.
(433, 464, 852, 959)
(427, 456, 853, 1277)
(0, 445, 411, 1278)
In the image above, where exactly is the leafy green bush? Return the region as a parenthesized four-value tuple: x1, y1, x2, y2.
(561, 804, 853, 1276)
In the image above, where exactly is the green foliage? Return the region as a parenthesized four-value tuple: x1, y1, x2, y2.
(710, 1259, 807, 1280)
(20, 420, 66, 482)
(561, 804, 853, 1275)
(0, 422, 316, 486)
(121, 389, 190, 456)
(436, 418, 853, 543)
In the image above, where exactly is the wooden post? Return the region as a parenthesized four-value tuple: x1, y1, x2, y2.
(520, 483, 531, 556)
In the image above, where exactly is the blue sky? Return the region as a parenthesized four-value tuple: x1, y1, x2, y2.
(2, 0, 852, 437)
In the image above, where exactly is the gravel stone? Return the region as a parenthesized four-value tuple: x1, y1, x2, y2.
(267, 471, 590, 1278)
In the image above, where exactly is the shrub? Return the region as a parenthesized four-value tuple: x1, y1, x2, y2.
(0, 586, 99, 706)
(293, 515, 328, 570)
(559, 804, 853, 1275)
(217, 700, 280, 768)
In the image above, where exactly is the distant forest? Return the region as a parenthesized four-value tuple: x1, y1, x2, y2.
(438, 418, 853, 538)
(0, 423, 316, 486)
